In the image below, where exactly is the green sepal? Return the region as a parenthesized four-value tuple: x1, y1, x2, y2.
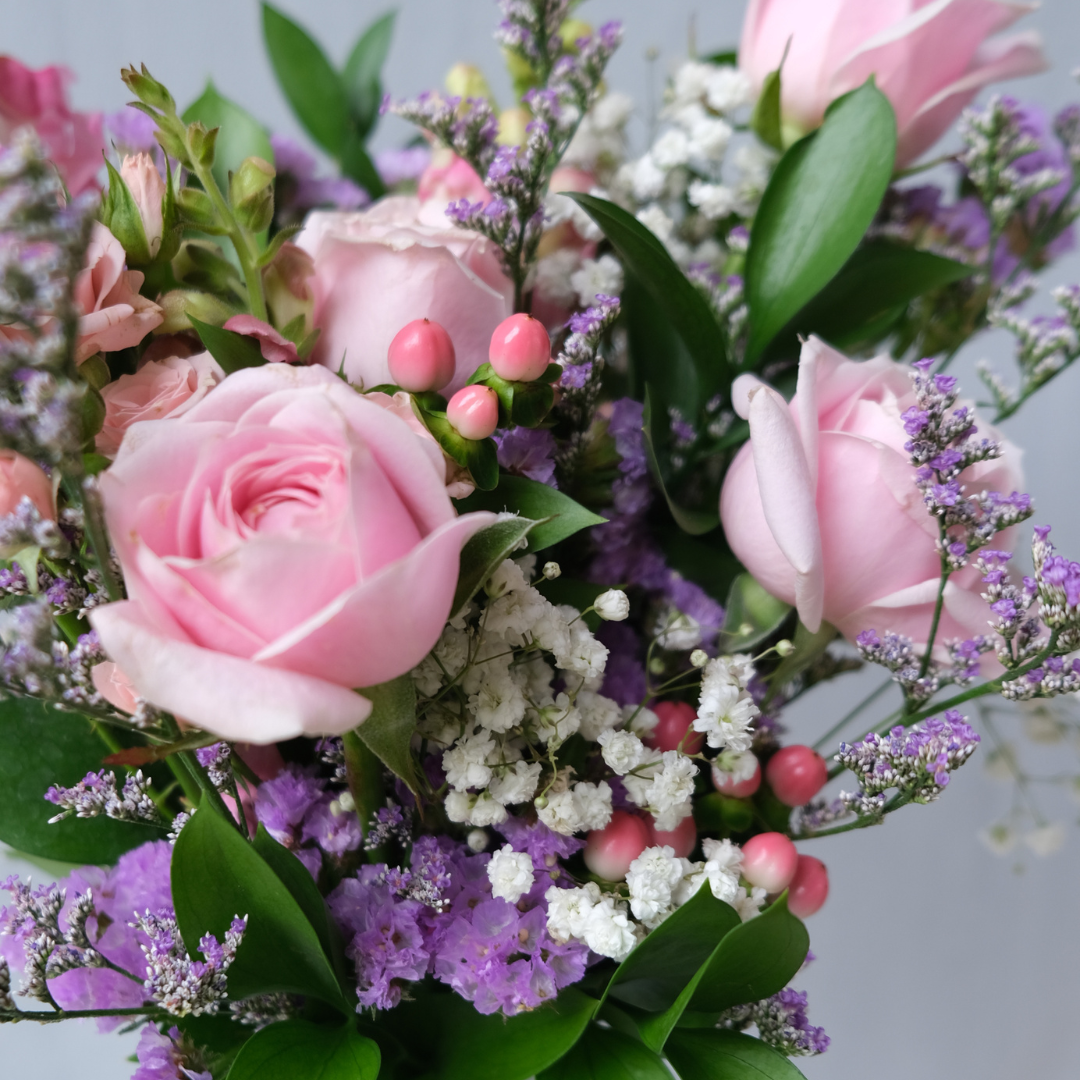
(413, 397, 499, 490)
(100, 158, 152, 265)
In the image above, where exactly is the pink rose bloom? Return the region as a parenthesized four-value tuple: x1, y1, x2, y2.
(96, 351, 225, 457)
(0, 448, 54, 520)
(0, 56, 104, 195)
(74, 223, 164, 364)
(89, 364, 494, 743)
(720, 337, 1022, 651)
(739, 0, 1047, 165)
(298, 197, 513, 394)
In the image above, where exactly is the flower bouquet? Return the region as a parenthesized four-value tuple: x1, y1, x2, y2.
(0, 1, 1077, 1077)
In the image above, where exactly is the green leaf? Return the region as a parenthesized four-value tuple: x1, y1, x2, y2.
(750, 65, 784, 152)
(455, 475, 605, 553)
(100, 158, 151, 264)
(722, 574, 793, 651)
(183, 83, 275, 206)
(434, 986, 596, 1080)
(642, 388, 719, 536)
(451, 515, 541, 616)
(568, 194, 730, 400)
(225, 1020, 380, 1080)
(262, 4, 348, 157)
(189, 316, 266, 373)
(604, 884, 741, 1013)
(353, 674, 421, 796)
(340, 132, 386, 199)
(745, 79, 897, 362)
(171, 804, 347, 1008)
(687, 895, 810, 1014)
(536, 1024, 671, 1080)
(0, 698, 159, 864)
(665, 1029, 808, 1080)
(343, 11, 396, 139)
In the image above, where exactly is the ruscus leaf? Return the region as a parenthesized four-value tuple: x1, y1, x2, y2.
(189, 316, 266, 373)
(225, 1019, 379, 1080)
(353, 673, 422, 796)
(665, 1029, 808, 1080)
(343, 10, 396, 139)
(451, 515, 542, 616)
(536, 1023, 671, 1080)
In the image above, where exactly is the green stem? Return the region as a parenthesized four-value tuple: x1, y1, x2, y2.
(916, 553, 949, 685)
(794, 791, 913, 840)
(1, 1006, 165, 1025)
(63, 476, 122, 603)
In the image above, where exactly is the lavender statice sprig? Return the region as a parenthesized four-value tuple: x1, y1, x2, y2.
(721, 987, 830, 1056)
(44, 769, 166, 827)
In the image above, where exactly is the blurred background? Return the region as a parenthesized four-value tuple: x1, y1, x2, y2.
(2, 1, 1080, 1076)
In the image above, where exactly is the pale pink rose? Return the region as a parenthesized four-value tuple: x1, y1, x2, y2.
(417, 148, 491, 219)
(739, 0, 1047, 165)
(298, 198, 513, 394)
(0, 448, 54, 520)
(96, 351, 225, 457)
(0, 56, 104, 195)
(719, 337, 1022, 651)
(74, 223, 164, 364)
(91, 661, 139, 713)
(119, 153, 165, 258)
(89, 364, 495, 743)
(223, 315, 299, 364)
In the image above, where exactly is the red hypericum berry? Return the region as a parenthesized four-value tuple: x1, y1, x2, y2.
(488, 313, 551, 382)
(645, 700, 704, 754)
(741, 832, 799, 893)
(787, 855, 829, 917)
(646, 813, 696, 858)
(583, 810, 652, 881)
(766, 745, 828, 807)
(711, 756, 762, 799)
(447, 384, 499, 440)
(387, 318, 456, 392)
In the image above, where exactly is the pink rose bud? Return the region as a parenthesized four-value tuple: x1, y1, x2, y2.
(787, 855, 829, 918)
(387, 318, 457, 393)
(90, 661, 139, 714)
(645, 700, 705, 755)
(741, 832, 798, 894)
(712, 754, 762, 799)
(120, 153, 165, 258)
(766, 746, 828, 808)
(488, 313, 551, 383)
(646, 813, 696, 858)
(583, 810, 652, 881)
(0, 449, 54, 521)
(447, 384, 499, 440)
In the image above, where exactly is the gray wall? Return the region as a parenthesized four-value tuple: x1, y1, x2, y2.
(3, 1, 1080, 1077)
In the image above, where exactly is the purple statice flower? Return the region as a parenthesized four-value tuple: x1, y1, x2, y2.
(132, 1025, 212, 1080)
(193, 743, 231, 790)
(494, 426, 558, 487)
(270, 134, 368, 220)
(753, 988, 830, 1055)
(597, 622, 647, 706)
(44, 769, 164, 826)
(301, 799, 362, 857)
(375, 146, 432, 187)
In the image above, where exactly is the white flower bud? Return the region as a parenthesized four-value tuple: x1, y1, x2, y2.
(543, 561, 562, 580)
(690, 649, 708, 668)
(775, 639, 795, 657)
(466, 828, 488, 853)
(595, 588, 630, 621)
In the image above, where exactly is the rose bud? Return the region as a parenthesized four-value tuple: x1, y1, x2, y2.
(489, 313, 551, 382)
(766, 745, 828, 807)
(741, 832, 799, 893)
(787, 855, 829, 918)
(584, 810, 652, 881)
(119, 153, 166, 260)
(447, 384, 499, 440)
(645, 700, 705, 755)
(388, 319, 457, 393)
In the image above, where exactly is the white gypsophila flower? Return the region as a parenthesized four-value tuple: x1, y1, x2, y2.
(693, 682, 758, 752)
(467, 828, 488, 853)
(625, 154, 668, 201)
(442, 732, 496, 791)
(583, 895, 638, 959)
(545, 882, 601, 941)
(716, 654, 756, 688)
(692, 237, 724, 267)
(979, 823, 1017, 855)
(577, 690, 623, 741)
(646, 751, 698, 831)
(733, 143, 774, 211)
(655, 607, 703, 651)
(636, 203, 675, 241)
(621, 747, 663, 806)
(593, 91, 633, 132)
(712, 749, 759, 786)
(626, 845, 684, 926)
(705, 67, 751, 113)
(594, 588, 630, 622)
(570, 254, 624, 307)
(532, 691, 582, 746)
(466, 791, 508, 827)
(533, 249, 582, 307)
(670, 61, 714, 108)
(733, 885, 767, 921)
(537, 788, 582, 835)
(553, 609, 609, 680)
(468, 665, 528, 734)
(486, 585, 550, 646)
(701, 837, 744, 874)
(486, 558, 531, 599)
(530, 603, 572, 658)
(687, 180, 737, 220)
(651, 129, 691, 170)
(1024, 822, 1066, 856)
(598, 728, 647, 775)
(518, 654, 556, 701)
(573, 780, 614, 831)
(412, 658, 444, 698)
(488, 760, 542, 806)
(625, 703, 659, 738)
(445, 790, 474, 823)
(488, 845, 535, 903)
(687, 115, 733, 167)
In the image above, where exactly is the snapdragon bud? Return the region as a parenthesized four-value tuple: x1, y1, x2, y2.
(595, 588, 630, 621)
(543, 561, 561, 580)
(229, 156, 275, 233)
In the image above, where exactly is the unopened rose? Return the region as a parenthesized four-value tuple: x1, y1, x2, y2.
(119, 153, 166, 258)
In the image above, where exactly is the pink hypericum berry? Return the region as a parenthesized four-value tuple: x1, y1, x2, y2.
(741, 832, 799, 893)
(387, 318, 457, 392)
(645, 700, 704, 754)
(766, 745, 828, 807)
(446, 384, 499, 440)
(488, 313, 551, 382)
(583, 810, 652, 881)
(647, 813, 696, 858)
(711, 756, 762, 799)
(787, 855, 829, 918)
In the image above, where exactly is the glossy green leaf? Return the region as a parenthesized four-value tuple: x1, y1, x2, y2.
(688, 895, 810, 1014)
(189, 316, 266, 373)
(455, 475, 605, 553)
(171, 804, 347, 1008)
(343, 10, 396, 138)
(723, 574, 793, 651)
(183, 83, 275, 205)
(262, 4, 348, 156)
(225, 1020, 379, 1080)
(537, 1024, 671, 1080)
(745, 80, 896, 361)
(750, 66, 783, 152)
(434, 986, 596, 1080)
(451, 515, 541, 616)
(353, 674, 421, 796)
(0, 698, 160, 864)
(568, 194, 730, 398)
(604, 884, 741, 1012)
(666, 1029, 808, 1080)
(340, 131, 386, 199)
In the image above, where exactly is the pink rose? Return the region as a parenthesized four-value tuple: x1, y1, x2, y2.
(0, 56, 104, 195)
(298, 197, 513, 394)
(74, 223, 164, 364)
(89, 364, 494, 743)
(417, 148, 491, 218)
(119, 153, 166, 258)
(96, 351, 225, 457)
(719, 337, 1022, 650)
(90, 661, 139, 713)
(0, 448, 54, 520)
(739, 0, 1047, 165)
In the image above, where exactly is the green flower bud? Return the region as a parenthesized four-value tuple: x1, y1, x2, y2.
(120, 64, 175, 113)
(229, 156, 276, 234)
(176, 188, 226, 234)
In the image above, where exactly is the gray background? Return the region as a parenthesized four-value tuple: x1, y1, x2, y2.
(3, 1, 1080, 1076)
